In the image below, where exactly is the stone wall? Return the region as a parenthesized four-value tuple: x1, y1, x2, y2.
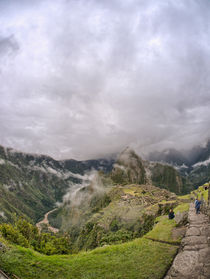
(202, 185, 210, 219)
(208, 186, 210, 219)
(197, 185, 210, 219)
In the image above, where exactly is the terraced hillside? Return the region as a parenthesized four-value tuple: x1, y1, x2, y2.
(0, 198, 190, 279)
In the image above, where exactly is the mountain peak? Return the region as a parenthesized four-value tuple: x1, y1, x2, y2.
(111, 148, 147, 185)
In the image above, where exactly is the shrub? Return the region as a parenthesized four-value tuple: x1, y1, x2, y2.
(0, 218, 72, 255)
(0, 223, 29, 247)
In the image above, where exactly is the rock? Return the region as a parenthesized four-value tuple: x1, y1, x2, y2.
(175, 211, 188, 226)
(182, 236, 207, 246)
(164, 203, 210, 279)
(183, 244, 208, 251)
(173, 250, 199, 276)
(186, 226, 200, 236)
(198, 248, 210, 263)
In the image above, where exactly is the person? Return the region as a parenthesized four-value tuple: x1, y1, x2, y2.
(168, 209, 175, 219)
(195, 199, 201, 214)
(194, 198, 198, 207)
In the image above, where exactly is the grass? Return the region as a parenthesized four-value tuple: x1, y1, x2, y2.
(144, 216, 178, 244)
(196, 186, 208, 202)
(0, 238, 177, 279)
(177, 194, 191, 200)
(0, 188, 192, 279)
(158, 200, 177, 205)
(122, 185, 144, 197)
(174, 203, 189, 214)
(144, 201, 190, 245)
(0, 200, 186, 279)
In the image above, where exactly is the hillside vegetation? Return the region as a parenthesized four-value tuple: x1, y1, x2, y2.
(0, 145, 194, 227)
(50, 181, 179, 252)
(2, 163, 208, 279)
(0, 198, 189, 279)
(48, 148, 189, 252)
(0, 145, 113, 224)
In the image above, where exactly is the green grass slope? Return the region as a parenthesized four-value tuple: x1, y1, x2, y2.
(0, 162, 70, 223)
(51, 183, 178, 251)
(0, 201, 191, 279)
(0, 237, 177, 279)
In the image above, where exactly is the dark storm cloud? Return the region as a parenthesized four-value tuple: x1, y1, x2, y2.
(0, 35, 19, 56)
(0, 0, 210, 159)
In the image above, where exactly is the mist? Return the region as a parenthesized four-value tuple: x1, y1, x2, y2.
(0, 0, 210, 159)
(58, 170, 106, 208)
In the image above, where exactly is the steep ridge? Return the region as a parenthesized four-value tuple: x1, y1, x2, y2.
(111, 147, 147, 185)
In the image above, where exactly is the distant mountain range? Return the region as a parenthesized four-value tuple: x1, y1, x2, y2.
(0, 140, 209, 228)
(0, 145, 114, 223)
(147, 139, 210, 186)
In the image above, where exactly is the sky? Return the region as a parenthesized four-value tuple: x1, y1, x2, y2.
(0, 0, 210, 160)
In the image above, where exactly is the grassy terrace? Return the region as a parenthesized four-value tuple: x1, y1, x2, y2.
(0, 213, 186, 279)
(196, 186, 208, 202)
(0, 238, 177, 279)
(144, 216, 179, 244)
(0, 200, 191, 279)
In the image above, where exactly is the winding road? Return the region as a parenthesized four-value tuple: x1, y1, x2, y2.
(36, 208, 59, 233)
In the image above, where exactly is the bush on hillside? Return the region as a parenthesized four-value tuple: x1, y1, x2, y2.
(0, 223, 29, 247)
(0, 218, 72, 255)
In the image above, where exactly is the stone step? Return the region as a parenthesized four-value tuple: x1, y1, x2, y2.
(164, 203, 210, 278)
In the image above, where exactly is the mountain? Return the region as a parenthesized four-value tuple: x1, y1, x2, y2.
(145, 161, 192, 194)
(148, 140, 210, 187)
(111, 147, 147, 185)
(0, 144, 196, 254)
(0, 143, 194, 227)
(47, 148, 190, 251)
(0, 145, 114, 223)
(110, 147, 191, 194)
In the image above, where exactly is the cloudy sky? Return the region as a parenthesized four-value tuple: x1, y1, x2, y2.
(0, 0, 210, 160)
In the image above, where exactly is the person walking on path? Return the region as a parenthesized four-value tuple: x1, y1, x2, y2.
(195, 199, 201, 214)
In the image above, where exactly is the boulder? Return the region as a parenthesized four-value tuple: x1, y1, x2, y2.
(175, 211, 188, 226)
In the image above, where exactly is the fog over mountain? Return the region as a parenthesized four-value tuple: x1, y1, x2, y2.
(0, 0, 210, 160)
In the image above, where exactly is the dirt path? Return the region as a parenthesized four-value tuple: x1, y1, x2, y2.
(165, 203, 210, 279)
(0, 269, 12, 279)
(36, 208, 59, 233)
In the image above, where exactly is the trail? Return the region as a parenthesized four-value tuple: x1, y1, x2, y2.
(0, 269, 12, 279)
(165, 203, 210, 279)
(36, 208, 59, 233)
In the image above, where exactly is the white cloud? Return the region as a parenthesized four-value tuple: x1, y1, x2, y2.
(193, 157, 210, 168)
(0, 0, 210, 159)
